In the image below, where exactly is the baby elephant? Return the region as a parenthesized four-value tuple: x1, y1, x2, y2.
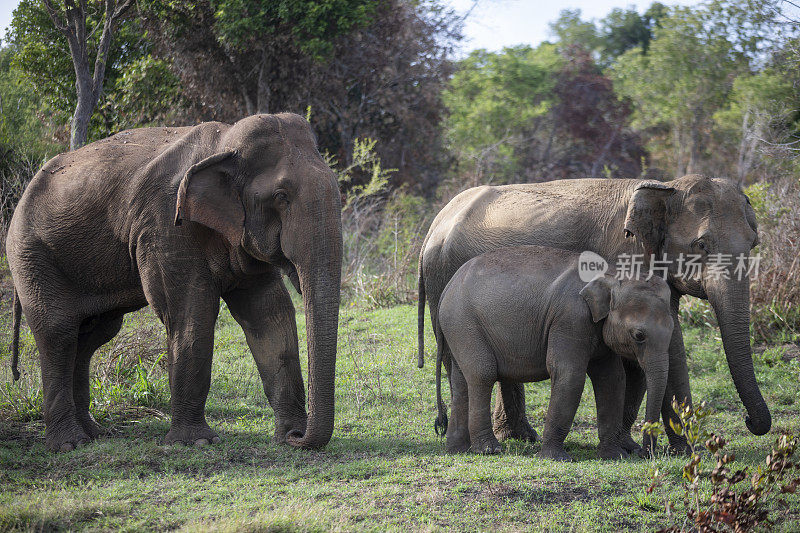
(436, 245, 674, 460)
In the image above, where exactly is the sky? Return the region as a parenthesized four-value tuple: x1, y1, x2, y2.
(0, 0, 706, 50)
(446, 0, 703, 55)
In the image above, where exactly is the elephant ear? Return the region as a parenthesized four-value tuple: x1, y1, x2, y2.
(579, 275, 619, 323)
(623, 182, 676, 256)
(174, 151, 244, 247)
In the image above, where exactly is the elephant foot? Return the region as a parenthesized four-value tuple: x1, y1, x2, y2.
(446, 433, 471, 454)
(620, 433, 643, 454)
(274, 417, 308, 445)
(471, 436, 502, 455)
(165, 423, 220, 447)
(667, 440, 691, 456)
(493, 417, 538, 443)
(664, 431, 691, 455)
(45, 417, 92, 453)
(538, 443, 573, 462)
(598, 444, 629, 461)
(77, 412, 105, 439)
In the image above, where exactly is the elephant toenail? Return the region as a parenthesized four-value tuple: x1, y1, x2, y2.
(211, 436, 221, 444)
(193, 438, 210, 447)
(60, 443, 75, 452)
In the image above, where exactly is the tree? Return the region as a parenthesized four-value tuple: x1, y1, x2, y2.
(6, 0, 169, 145)
(443, 45, 562, 183)
(443, 44, 645, 184)
(597, 4, 668, 64)
(40, 0, 134, 149)
(140, 0, 377, 117)
(713, 69, 797, 182)
(549, 9, 599, 51)
(551, 46, 646, 178)
(141, 0, 461, 192)
(611, 1, 786, 177)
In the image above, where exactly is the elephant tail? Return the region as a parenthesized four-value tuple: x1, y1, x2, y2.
(434, 325, 448, 436)
(417, 254, 425, 369)
(11, 288, 21, 381)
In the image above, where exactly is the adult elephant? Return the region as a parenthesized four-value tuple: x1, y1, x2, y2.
(7, 113, 342, 452)
(418, 175, 768, 451)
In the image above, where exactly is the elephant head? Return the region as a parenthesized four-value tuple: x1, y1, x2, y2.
(621, 174, 768, 436)
(174, 113, 342, 448)
(581, 274, 674, 452)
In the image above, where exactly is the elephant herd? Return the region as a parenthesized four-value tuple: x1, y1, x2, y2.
(6, 113, 769, 458)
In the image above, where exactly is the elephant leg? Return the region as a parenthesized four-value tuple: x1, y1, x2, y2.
(446, 359, 471, 453)
(74, 312, 124, 438)
(619, 358, 646, 453)
(492, 382, 538, 443)
(587, 355, 628, 460)
(663, 295, 691, 454)
(455, 340, 501, 455)
(467, 377, 501, 454)
(223, 276, 307, 444)
(141, 265, 221, 446)
(30, 318, 91, 452)
(539, 337, 588, 462)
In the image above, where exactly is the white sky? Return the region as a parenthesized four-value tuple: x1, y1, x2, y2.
(447, 0, 703, 55)
(0, 0, 705, 50)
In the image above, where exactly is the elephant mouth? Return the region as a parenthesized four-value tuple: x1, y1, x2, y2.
(285, 263, 301, 294)
(668, 273, 707, 299)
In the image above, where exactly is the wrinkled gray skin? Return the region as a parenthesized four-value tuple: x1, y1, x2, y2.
(419, 175, 766, 453)
(7, 113, 342, 452)
(437, 246, 674, 460)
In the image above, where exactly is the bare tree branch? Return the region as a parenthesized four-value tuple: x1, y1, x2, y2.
(41, 0, 68, 34)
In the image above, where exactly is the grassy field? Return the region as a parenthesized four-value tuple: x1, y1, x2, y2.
(1, 284, 799, 531)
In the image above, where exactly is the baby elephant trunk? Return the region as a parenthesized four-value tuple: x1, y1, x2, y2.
(642, 357, 669, 454)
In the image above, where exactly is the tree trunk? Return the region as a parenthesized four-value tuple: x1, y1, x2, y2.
(256, 53, 271, 114)
(71, 77, 94, 150)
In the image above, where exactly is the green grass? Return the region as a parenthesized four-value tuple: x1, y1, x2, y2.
(1, 291, 799, 531)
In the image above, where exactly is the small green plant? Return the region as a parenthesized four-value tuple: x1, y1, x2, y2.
(649, 399, 800, 532)
(328, 137, 396, 211)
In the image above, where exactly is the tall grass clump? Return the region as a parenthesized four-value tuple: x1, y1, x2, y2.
(0, 309, 169, 424)
(744, 179, 800, 344)
(332, 137, 432, 308)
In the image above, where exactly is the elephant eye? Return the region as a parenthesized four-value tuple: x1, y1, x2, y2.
(273, 190, 289, 205)
(693, 238, 708, 253)
(630, 329, 646, 343)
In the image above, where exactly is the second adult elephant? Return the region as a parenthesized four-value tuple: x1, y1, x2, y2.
(418, 175, 767, 451)
(8, 113, 342, 452)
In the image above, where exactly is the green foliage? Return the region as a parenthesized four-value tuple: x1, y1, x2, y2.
(329, 136, 396, 210)
(5, 1, 179, 142)
(211, 0, 376, 58)
(443, 44, 562, 181)
(549, 9, 599, 51)
(0, 48, 63, 157)
(610, 0, 795, 176)
(104, 55, 185, 130)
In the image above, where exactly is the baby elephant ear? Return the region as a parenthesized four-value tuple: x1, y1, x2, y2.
(174, 150, 243, 247)
(579, 275, 619, 323)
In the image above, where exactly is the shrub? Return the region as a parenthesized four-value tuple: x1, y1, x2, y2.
(332, 136, 432, 308)
(646, 400, 800, 532)
(744, 179, 800, 343)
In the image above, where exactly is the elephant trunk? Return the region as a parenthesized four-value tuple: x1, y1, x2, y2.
(707, 277, 771, 435)
(643, 357, 668, 452)
(286, 218, 342, 449)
